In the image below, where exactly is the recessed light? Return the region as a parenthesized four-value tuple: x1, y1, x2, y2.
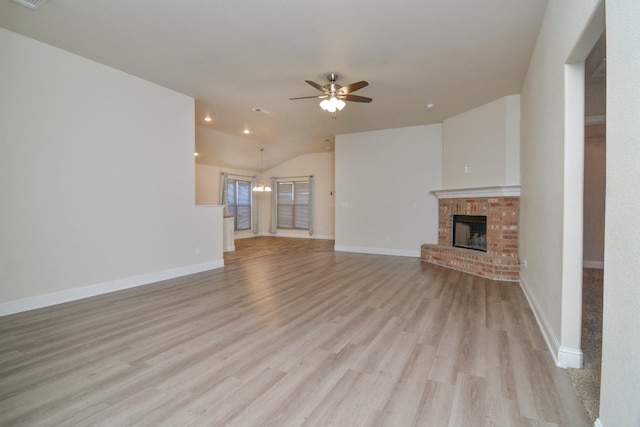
(194, 152, 199, 157)
(426, 103, 435, 109)
(204, 115, 211, 122)
(252, 108, 270, 114)
(243, 129, 250, 134)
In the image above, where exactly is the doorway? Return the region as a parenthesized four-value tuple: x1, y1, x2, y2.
(568, 32, 606, 422)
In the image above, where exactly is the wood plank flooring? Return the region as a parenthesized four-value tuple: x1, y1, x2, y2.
(224, 236, 335, 265)
(0, 242, 590, 426)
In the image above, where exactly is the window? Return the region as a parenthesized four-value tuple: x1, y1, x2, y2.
(227, 179, 251, 230)
(277, 181, 309, 229)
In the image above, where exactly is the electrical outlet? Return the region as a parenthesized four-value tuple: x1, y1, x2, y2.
(195, 247, 201, 255)
(519, 259, 527, 268)
(465, 164, 472, 174)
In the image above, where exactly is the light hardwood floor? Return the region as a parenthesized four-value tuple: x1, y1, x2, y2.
(0, 243, 589, 426)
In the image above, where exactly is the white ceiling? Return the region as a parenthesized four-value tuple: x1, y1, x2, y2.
(0, 0, 548, 172)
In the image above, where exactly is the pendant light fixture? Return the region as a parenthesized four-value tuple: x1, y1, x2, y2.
(252, 149, 272, 192)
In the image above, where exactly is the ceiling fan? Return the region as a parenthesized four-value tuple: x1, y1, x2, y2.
(290, 73, 372, 116)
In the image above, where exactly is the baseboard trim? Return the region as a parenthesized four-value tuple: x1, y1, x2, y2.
(0, 260, 224, 317)
(259, 232, 335, 240)
(261, 231, 334, 240)
(234, 231, 257, 240)
(583, 260, 604, 269)
(558, 346, 584, 368)
(519, 274, 561, 365)
(594, 418, 604, 427)
(334, 245, 420, 258)
(519, 274, 585, 368)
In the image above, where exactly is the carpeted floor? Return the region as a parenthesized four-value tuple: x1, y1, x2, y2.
(568, 268, 603, 423)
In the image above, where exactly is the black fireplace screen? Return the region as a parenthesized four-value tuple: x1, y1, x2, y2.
(452, 215, 487, 252)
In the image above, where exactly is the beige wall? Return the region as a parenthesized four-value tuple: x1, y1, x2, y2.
(261, 152, 335, 239)
(196, 152, 335, 239)
(599, 1, 640, 425)
(195, 164, 256, 206)
(195, 163, 259, 239)
(0, 28, 221, 310)
(195, 163, 219, 206)
(583, 124, 606, 265)
(335, 124, 442, 256)
(442, 95, 520, 189)
(586, 81, 606, 117)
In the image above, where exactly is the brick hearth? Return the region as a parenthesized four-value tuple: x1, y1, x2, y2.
(421, 188, 520, 281)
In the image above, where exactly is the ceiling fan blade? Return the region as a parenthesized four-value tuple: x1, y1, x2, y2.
(343, 94, 373, 103)
(337, 80, 369, 95)
(289, 95, 327, 100)
(305, 80, 327, 93)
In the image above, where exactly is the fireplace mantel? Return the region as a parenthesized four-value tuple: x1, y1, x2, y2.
(431, 185, 521, 199)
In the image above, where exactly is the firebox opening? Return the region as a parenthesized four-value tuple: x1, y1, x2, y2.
(452, 214, 487, 252)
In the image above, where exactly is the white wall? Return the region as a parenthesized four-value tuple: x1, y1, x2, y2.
(519, 0, 600, 360)
(442, 95, 520, 189)
(0, 28, 222, 314)
(262, 152, 335, 239)
(335, 124, 442, 257)
(519, 0, 601, 364)
(505, 96, 522, 185)
(599, 1, 640, 425)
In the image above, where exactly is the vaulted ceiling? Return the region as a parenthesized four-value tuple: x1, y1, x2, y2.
(0, 0, 548, 171)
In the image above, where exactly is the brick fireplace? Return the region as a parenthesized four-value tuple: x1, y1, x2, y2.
(421, 186, 520, 281)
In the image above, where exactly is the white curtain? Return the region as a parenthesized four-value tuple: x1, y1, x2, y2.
(308, 175, 314, 236)
(251, 176, 259, 234)
(219, 172, 228, 216)
(269, 177, 277, 234)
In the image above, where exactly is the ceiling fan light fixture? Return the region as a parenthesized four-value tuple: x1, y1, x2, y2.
(320, 99, 331, 111)
(320, 96, 344, 113)
(293, 73, 370, 117)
